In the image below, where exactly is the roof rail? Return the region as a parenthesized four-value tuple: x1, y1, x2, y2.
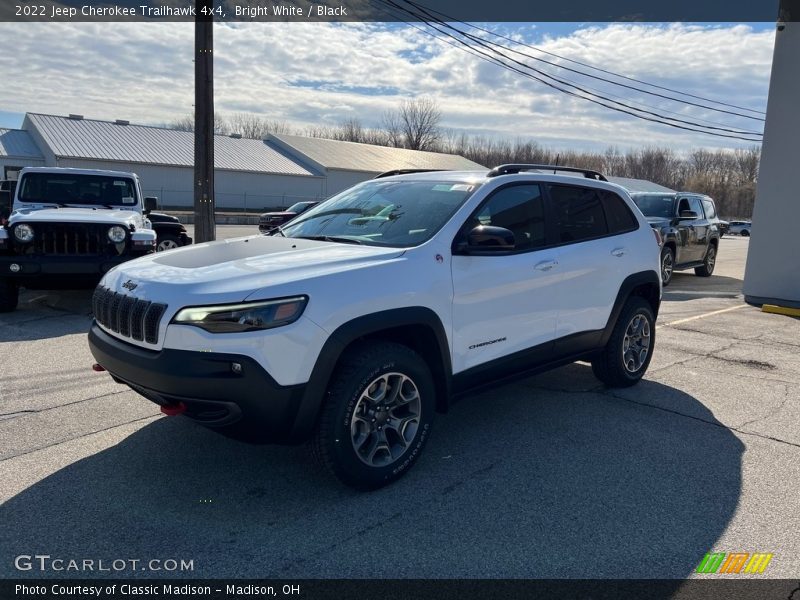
(373, 169, 446, 179)
(486, 164, 607, 182)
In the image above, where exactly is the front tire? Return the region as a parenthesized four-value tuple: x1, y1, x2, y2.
(156, 234, 181, 252)
(0, 278, 19, 312)
(740, 229, 750, 237)
(311, 342, 435, 490)
(660, 246, 675, 287)
(695, 243, 717, 277)
(592, 297, 655, 387)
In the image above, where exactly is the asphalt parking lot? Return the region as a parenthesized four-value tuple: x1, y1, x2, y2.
(1, 233, 798, 579)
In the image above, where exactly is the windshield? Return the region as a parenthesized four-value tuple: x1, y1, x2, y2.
(287, 201, 315, 213)
(281, 179, 478, 247)
(631, 194, 675, 219)
(18, 173, 138, 207)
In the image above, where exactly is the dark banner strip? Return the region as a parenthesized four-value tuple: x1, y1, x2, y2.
(0, 0, 794, 23)
(3, 579, 800, 600)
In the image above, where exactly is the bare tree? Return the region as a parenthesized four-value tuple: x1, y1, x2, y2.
(168, 112, 229, 135)
(398, 96, 442, 151)
(381, 110, 404, 147)
(228, 113, 292, 139)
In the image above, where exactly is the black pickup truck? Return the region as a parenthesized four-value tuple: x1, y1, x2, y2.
(630, 192, 723, 286)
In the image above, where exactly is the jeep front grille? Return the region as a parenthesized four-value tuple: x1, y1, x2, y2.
(20, 222, 124, 256)
(92, 286, 166, 344)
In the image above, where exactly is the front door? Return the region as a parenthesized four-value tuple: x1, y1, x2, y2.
(451, 183, 560, 374)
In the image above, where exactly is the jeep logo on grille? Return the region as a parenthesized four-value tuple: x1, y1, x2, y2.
(122, 280, 138, 291)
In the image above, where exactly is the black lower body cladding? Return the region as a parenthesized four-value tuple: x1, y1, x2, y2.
(87, 324, 309, 443)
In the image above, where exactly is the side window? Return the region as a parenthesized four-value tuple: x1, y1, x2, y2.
(600, 190, 638, 235)
(548, 184, 608, 243)
(688, 197, 705, 218)
(702, 199, 716, 219)
(467, 184, 546, 251)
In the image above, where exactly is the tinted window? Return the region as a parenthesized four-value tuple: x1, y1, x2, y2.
(601, 191, 638, 234)
(702, 199, 716, 219)
(678, 196, 704, 217)
(549, 184, 608, 243)
(631, 194, 675, 219)
(468, 184, 545, 251)
(18, 173, 138, 206)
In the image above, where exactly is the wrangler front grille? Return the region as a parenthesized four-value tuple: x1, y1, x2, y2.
(92, 286, 166, 344)
(17, 222, 125, 256)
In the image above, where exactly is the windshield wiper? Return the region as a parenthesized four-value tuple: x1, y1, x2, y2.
(295, 235, 364, 245)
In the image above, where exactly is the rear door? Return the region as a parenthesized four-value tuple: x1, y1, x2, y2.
(547, 184, 640, 343)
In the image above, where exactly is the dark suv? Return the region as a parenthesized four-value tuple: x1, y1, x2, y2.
(258, 201, 320, 233)
(630, 192, 722, 286)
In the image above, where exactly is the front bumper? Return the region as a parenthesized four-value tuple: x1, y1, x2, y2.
(88, 324, 309, 443)
(0, 254, 137, 279)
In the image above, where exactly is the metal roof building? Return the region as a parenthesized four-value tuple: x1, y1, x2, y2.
(9, 112, 484, 211)
(606, 176, 675, 194)
(0, 128, 45, 177)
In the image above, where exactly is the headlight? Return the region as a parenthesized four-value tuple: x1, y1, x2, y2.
(172, 296, 308, 333)
(14, 224, 34, 243)
(108, 226, 127, 243)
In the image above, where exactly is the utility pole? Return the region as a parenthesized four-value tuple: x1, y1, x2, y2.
(194, 0, 215, 242)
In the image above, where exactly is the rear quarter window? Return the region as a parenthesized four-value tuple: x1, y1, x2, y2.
(601, 190, 639, 234)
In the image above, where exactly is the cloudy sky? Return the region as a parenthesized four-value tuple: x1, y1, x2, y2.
(0, 21, 775, 152)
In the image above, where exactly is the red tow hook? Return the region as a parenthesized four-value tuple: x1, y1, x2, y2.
(92, 363, 106, 372)
(161, 402, 187, 416)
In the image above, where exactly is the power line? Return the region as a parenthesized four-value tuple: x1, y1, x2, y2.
(404, 0, 766, 118)
(378, 0, 762, 141)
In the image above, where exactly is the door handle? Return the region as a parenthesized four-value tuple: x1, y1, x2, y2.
(611, 247, 627, 257)
(534, 260, 558, 271)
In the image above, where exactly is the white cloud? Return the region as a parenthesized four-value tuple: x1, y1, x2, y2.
(0, 21, 775, 152)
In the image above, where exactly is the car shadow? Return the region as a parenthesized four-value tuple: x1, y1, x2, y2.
(0, 290, 93, 341)
(0, 364, 743, 584)
(664, 274, 743, 301)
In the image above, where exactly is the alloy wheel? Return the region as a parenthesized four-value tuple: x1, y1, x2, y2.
(622, 314, 651, 373)
(350, 372, 422, 467)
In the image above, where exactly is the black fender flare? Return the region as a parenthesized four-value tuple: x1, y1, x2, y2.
(600, 270, 661, 346)
(289, 307, 452, 441)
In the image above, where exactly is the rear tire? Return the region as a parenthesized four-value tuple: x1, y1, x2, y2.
(592, 297, 655, 388)
(660, 246, 675, 287)
(0, 278, 19, 312)
(740, 229, 750, 237)
(695, 243, 717, 277)
(311, 342, 435, 490)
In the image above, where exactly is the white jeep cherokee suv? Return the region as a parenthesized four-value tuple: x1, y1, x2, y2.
(88, 164, 662, 489)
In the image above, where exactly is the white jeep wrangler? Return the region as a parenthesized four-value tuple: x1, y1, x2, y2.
(88, 164, 662, 489)
(0, 167, 158, 311)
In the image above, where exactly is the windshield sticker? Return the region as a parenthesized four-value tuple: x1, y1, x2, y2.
(449, 184, 474, 192)
(114, 181, 128, 187)
(122, 196, 135, 204)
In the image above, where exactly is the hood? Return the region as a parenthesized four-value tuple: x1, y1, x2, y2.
(10, 206, 141, 226)
(100, 235, 405, 304)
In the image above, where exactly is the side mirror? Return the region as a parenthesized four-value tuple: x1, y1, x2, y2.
(464, 225, 515, 251)
(679, 210, 699, 219)
(144, 197, 158, 213)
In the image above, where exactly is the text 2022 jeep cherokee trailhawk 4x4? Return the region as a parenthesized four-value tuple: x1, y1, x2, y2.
(88, 164, 662, 489)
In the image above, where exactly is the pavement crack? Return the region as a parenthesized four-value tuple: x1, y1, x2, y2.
(736, 383, 794, 431)
(0, 389, 129, 419)
(601, 389, 800, 450)
(0, 415, 160, 463)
